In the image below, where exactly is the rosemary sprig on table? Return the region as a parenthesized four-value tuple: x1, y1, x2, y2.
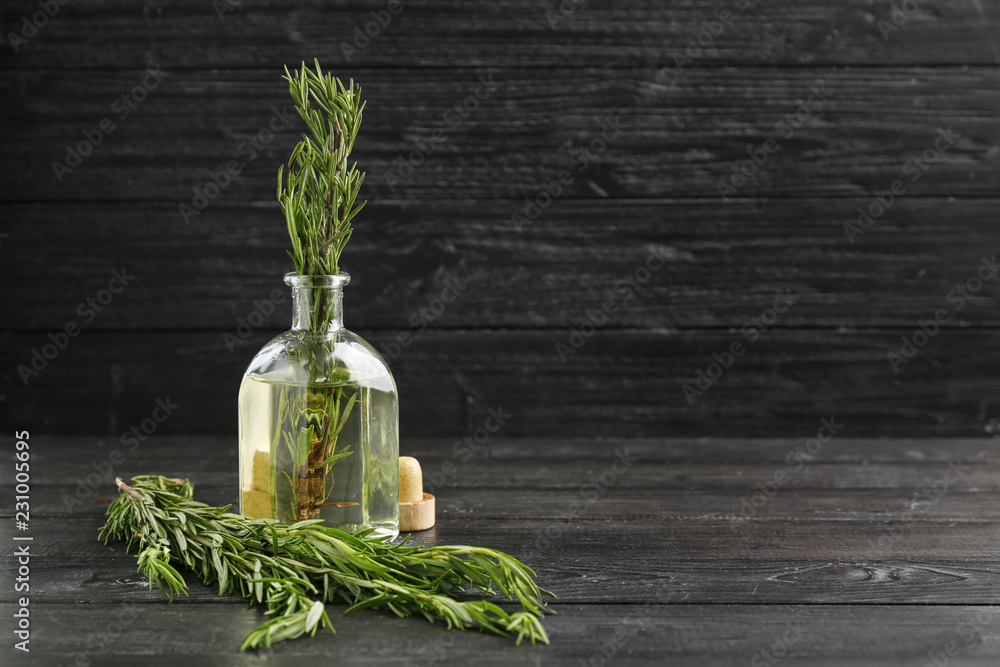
(279, 59, 365, 277)
(101, 476, 554, 650)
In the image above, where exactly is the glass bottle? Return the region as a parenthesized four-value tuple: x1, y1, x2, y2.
(238, 273, 399, 540)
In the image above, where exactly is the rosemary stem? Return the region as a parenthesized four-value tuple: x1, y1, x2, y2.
(101, 476, 554, 650)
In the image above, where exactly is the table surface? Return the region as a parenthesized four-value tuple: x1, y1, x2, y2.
(3, 436, 1000, 666)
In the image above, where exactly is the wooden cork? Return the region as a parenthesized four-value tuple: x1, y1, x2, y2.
(399, 456, 435, 532)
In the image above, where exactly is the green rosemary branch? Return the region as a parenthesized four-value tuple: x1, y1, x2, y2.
(274, 60, 367, 522)
(101, 476, 554, 650)
(278, 59, 366, 277)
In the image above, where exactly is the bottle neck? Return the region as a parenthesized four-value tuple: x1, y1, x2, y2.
(285, 273, 350, 333)
(291, 286, 344, 332)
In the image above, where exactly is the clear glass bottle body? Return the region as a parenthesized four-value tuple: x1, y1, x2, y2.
(238, 273, 399, 540)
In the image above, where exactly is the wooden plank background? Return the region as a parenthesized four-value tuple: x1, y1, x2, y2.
(2, 1, 999, 437)
(5, 436, 1000, 664)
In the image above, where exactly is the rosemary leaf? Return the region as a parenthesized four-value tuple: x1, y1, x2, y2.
(101, 476, 554, 650)
(279, 59, 364, 278)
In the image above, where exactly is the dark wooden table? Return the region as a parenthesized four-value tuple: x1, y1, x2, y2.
(4, 436, 1000, 665)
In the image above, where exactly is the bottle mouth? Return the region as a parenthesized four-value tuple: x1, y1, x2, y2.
(284, 272, 351, 288)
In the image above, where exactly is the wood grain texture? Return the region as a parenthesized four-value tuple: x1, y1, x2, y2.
(13, 484, 1000, 526)
(13, 537, 1000, 606)
(7, 435, 1000, 519)
(8, 516, 1000, 603)
(2, 3, 999, 438)
(7, 448, 1000, 602)
(5, 329, 1000, 437)
(3, 438, 1000, 665)
(2, 0, 999, 69)
(8, 440, 1000, 494)
(3, 0, 1000, 661)
(2, 68, 996, 201)
(6, 198, 1000, 330)
(4, 602, 1000, 667)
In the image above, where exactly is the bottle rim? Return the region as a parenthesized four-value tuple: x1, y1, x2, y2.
(284, 272, 351, 288)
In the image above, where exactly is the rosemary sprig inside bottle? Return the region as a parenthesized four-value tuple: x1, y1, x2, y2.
(101, 476, 554, 650)
(275, 60, 368, 522)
